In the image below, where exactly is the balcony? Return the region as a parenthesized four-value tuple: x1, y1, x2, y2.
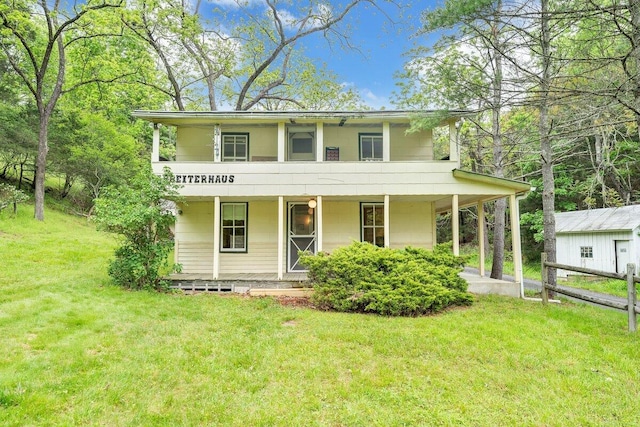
(152, 160, 461, 198)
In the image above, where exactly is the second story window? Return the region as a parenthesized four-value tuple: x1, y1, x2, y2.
(222, 133, 248, 162)
(288, 128, 315, 161)
(360, 133, 383, 161)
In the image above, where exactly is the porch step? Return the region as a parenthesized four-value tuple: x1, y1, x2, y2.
(168, 278, 308, 293)
(248, 288, 314, 297)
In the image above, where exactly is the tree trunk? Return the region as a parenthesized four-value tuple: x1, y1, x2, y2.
(630, 0, 640, 139)
(490, 1, 505, 279)
(540, 0, 557, 287)
(491, 198, 506, 279)
(34, 115, 49, 221)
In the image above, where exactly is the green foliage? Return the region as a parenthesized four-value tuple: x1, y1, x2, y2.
(93, 167, 181, 291)
(0, 183, 29, 214)
(300, 242, 472, 316)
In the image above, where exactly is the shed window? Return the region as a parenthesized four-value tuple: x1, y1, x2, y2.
(580, 246, 593, 259)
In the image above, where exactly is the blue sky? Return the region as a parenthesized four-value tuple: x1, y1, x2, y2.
(301, 1, 442, 109)
(208, 0, 443, 109)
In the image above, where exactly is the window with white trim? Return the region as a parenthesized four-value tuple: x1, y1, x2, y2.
(359, 133, 383, 161)
(288, 128, 315, 161)
(222, 133, 248, 162)
(580, 246, 593, 259)
(221, 203, 247, 252)
(362, 203, 384, 247)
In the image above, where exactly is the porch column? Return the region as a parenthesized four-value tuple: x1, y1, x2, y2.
(449, 121, 459, 164)
(452, 194, 459, 256)
(383, 122, 391, 162)
(478, 201, 486, 277)
(213, 196, 220, 280)
(316, 195, 323, 252)
(277, 196, 284, 280)
(316, 122, 324, 162)
(152, 123, 160, 162)
(509, 194, 524, 294)
(277, 122, 285, 162)
(213, 124, 221, 162)
(384, 194, 390, 248)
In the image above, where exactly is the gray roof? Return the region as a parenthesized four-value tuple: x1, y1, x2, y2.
(556, 205, 640, 233)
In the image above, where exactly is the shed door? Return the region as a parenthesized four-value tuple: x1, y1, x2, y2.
(615, 240, 630, 274)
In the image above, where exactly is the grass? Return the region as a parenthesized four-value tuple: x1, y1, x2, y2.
(2, 204, 640, 426)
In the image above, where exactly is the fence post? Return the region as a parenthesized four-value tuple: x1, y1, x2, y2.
(541, 252, 548, 304)
(627, 263, 637, 333)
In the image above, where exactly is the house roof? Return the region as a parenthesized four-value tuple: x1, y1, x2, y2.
(132, 109, 471, 126)
(556, 205, 640, 234)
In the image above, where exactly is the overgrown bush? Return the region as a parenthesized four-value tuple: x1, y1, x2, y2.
(300, 242, 473, 316)
(94, 168, 181, 291)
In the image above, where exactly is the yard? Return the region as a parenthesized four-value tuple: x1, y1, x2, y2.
(1, 205, 639, 426)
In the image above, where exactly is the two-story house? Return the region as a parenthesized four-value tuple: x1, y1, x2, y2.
(133, 110, 529, 294)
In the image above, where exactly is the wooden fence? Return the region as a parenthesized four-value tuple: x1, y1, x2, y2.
(541, 253, 639, 333)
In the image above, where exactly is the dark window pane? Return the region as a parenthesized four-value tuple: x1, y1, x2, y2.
(224, 143, 234, 157)
(363, 206, 374, 225)
(222, 228, 232, 248)
(236, 143, 246, 158)
(374, 206, 384, 226)
(292, 138, 313, 153)
(374, 139, 383, 158)
(363, 228, 373, 244)
(362, 142, 372, 159)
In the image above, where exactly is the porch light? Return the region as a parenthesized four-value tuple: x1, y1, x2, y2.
(308, 199, 317, 209)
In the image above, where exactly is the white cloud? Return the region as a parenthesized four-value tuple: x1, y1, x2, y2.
(361, 88, 389, 110)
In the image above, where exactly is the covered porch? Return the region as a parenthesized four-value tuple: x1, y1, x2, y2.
(169, 271, 520, 297)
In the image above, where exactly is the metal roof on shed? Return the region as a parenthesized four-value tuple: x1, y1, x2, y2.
(556, 205, 640, 233)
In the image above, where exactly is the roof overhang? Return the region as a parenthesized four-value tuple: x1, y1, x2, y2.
(132, 109, 472, 127)
(435, 170, 531, 213)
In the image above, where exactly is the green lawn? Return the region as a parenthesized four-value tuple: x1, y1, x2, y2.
(1, 205, 640, 426)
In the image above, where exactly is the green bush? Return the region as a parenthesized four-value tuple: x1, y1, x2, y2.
(300, 242, 473, 316)
(94, 168, 181, 291)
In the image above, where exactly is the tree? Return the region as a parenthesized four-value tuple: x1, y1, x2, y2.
(398, 0, 518, 279)
(49, 108, 145, 213)
(125, 0, 383, 111)
(94, 168, 181, 291)
(0, 0, 125, 220)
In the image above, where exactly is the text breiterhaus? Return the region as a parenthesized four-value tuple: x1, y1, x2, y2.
(174, 174, 235, 184)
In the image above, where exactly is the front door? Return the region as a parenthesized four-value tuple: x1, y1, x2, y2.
(615, 240, 631, 274)
(288, 202, 316, 271)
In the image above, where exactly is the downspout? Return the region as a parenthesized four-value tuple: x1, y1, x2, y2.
(516, 190, 560, 303)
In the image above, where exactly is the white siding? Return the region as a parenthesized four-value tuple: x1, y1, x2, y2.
(389, 201, 434, 249)
(176, 127, 214, 161)
(175, 201, 214, 274)
(556, 231, 634, 277)
(219, 201, 279, 274)
(322, 201, 361, 251)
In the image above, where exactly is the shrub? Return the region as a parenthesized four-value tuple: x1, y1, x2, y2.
(0, 183, 29, 215)
(94, 168, 181, 291)
(299, 242, 473, 316)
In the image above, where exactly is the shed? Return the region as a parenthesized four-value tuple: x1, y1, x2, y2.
(555, 205, 640, 276)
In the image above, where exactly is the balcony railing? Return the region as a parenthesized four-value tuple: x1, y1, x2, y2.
(153, 160, 460, 198)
